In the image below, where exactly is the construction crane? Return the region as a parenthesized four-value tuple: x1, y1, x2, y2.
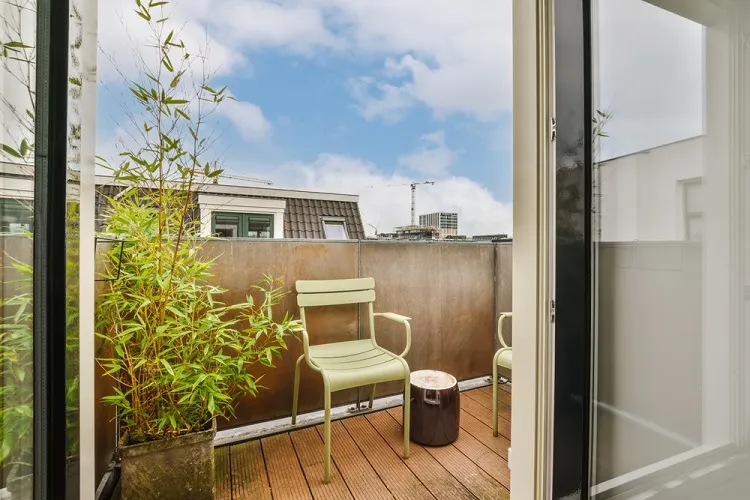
(212, 171, 273, 186)
(368, 180, 435, 225)
(409, 181, 434, 225)
(363, 220, 380, 238)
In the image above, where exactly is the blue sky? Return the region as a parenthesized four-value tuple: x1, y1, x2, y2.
(95, 0, 703, 237)
(96, 0, 514, 237)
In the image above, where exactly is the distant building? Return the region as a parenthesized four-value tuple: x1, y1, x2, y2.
(419, 212, 458, 239)
(0, 162, 365, 240)
(473, 234, 510, 242)
(378, 225, 440, 241)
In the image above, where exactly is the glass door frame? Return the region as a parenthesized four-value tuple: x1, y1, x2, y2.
(510, 0, 557, 498)
(32, 0, 72, 497)
(548, 1, 749, 499)
(549, 0, 595, 498)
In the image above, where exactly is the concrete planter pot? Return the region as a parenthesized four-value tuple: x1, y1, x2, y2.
(119, 421, 216, 500)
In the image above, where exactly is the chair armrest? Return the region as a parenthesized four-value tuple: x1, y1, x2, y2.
(373, 312, 412, 357)
(374, 312, 411, 323)
(498, 312, 512, 349)
(298, 327, 312, 361)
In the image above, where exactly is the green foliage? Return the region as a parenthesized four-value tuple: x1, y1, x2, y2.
(0, 201, 81, 464)
(0, 265, 33, 463)
(1, 0, 83, 468)
(96, 0, 300, 444)
(0, 1, 37, 164)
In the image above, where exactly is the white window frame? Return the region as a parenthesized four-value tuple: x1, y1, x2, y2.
(681, 177, 703, 242)
(197, 194, 285, 238)
(320, 217, 349, 240)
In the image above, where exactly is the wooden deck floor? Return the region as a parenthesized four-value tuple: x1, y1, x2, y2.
(216, 384, 512, 500)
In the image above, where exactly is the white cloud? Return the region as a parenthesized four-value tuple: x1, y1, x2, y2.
(348, 77, 413, 123)
(97, 0, 247, 85)
(100, 0, 513, 122)
(236, 153, 512, 237)
(319, 0, 514, 121)
(204, 0, 342, 53)
(397, 130, 455, 177)
(217, 97, 272, 141)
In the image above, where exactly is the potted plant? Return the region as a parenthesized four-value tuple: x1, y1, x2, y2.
(95, 2, 300, 498)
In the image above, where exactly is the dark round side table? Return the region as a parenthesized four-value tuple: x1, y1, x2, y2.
(408, 370, 460, 446)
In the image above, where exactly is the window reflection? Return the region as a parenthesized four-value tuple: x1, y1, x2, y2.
(592, 0, 750, 498)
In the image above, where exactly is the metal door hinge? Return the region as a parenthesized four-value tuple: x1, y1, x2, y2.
(550, 299, 556, 323)
(550, 117, 556, 142)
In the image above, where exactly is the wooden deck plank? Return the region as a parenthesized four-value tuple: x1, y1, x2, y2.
(450, 421, 510, 490)
(262, 433, 313, 500)
(460, 409, 511, 458)
(224, 385, 514, 500)
(463, 389, 511, 420)
(470, 387, 512, 409)
(451, 434, 510, 494)
(476, 385, 512, 403)
(215, 445, 232, 500)
(230, 440, 272, 500)
(366, 411, 474, 500)
(290, 426, 353, 500)
(386, 408, 504, 500)
(314, 421, 395, 500)
(462, 392, 511, 428)
(340, 416, 433, 500)
(483, 382, 512, 395)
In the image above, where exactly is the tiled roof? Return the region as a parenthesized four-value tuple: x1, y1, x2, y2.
(283, 197, 365, 239)
(94, 184, 365, 240)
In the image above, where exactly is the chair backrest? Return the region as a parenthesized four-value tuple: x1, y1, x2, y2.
(296, 278, 376, 308)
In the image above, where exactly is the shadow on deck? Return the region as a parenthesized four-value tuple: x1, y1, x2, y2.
(215, 385, 512, 500)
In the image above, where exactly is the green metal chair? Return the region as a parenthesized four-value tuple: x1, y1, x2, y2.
(493, 312, 512, 437)
(291, 277, 412, 483)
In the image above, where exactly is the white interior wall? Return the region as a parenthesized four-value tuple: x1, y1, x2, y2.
(599, 136, 704, 242)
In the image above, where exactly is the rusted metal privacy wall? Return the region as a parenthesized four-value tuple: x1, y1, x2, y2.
(200, 240, 513, 428)
(0, 237, 510, 486)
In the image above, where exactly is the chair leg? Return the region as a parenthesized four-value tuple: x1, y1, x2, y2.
(369, 383, 377, 409)
(323, 382, 332, 483)
(291, 355, 304, 425)
(493, 352, 500, 437)
(402, 375, 410, 458)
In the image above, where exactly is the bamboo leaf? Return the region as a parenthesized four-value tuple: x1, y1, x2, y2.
(1, 144, 21, 158)
(161, 359, 174, 376)
(135, 9, 151, 21)
(3, 41, 32, 49)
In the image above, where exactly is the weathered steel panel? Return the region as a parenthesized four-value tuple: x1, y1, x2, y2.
(359, 242, 497, 398)
(202, 240, 360, 426)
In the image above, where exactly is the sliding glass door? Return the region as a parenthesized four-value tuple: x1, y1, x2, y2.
(552, 0, 750, 498)
(588, 1, 750, 497)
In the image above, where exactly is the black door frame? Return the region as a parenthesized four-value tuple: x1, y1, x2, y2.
(33, 0, 71, 497)
(552, 0, 594, 498)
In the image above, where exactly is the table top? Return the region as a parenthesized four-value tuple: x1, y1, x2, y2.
(410, 369, 457, 390)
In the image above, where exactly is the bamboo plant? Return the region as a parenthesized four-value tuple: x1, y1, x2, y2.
(95, 0, 300, 444)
